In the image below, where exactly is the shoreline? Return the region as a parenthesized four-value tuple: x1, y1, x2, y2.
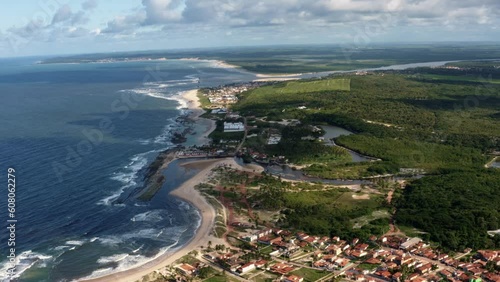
(180, 89, 217, 146)
(81, 158, 227, 282)
(80, 88, 219, 282)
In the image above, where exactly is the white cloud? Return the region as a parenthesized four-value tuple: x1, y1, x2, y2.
(51, 5, 88, 26)
(3, 0, 500, 56)
(82, 0, 98, 11)
(52, 5, 73, 24)
(142, 0, 184, 24)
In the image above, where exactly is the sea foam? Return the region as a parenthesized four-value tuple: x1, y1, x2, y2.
(0, 251, 53, 281)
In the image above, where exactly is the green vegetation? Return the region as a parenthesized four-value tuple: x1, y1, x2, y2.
(395, 170, 500, 251)
(198, 90, 212, 108)
(233, 62, 500, 249)
(235, 79, 351, 117)
(358, 263, 379, 271)
(204, 274, 238, 282)
(224, 46, 500, 74)
(304, 162, 399, 179)
(351, 210, 391, 229)
(335, 134, 487, 171)
(279, 190, 387, 239)
(253, 273, 279, 282)
(209, 120, 245, 144)
(43, 44, 500, 74)
(268, 141, 351, 166)
(446, 60, 500, 67)
(290, 268, 329, 282)
(235, 70, 500, 176)
(260, 79, 351, 93)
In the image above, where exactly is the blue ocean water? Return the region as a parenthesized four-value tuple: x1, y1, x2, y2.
(0, 58, 254, 281)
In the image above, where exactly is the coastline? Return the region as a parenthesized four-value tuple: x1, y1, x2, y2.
(81, 158, 226, 282)
(80, 88, 219, 282)
(180, 89, 217, 145)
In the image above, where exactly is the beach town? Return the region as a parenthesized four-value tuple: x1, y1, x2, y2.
(79, 82, 500, 282)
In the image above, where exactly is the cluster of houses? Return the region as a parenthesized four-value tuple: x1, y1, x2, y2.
(229, 228, 499, 282)
(170, 226, 499, 282)
(202, 247, 304, 282)
(346, 236, 500, 282)
(202, 83, 263, 108)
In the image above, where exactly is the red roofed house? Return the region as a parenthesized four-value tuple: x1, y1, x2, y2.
(271, 263, 295, 275)
(177, 263, 196, 275)
(351, 250, 368, 258)
(355, 244, 370, 251)
(365, 257, 381, 265)
(478, 250, 498, 261)
(482, 272, 500, 282)
(304, 236, 317, 244)
(326, 244, 342, 255)
(284, 275, 304, 282)
(375, 270, 392, 280)
(392, 272, 403, 282)
(417, 263, 433, 274)
(254, 260, 267, 269)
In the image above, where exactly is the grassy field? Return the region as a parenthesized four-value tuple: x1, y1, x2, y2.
(271, 79, 351, 93)
(334, 192, 383, 210)
(290, 268, 330, 282)
(304, 163, 373, 180)
(398, 225, 427, 238)
(197, 90, 212, 108)
(253, 272, 280, 282)
(284, 189, 383, 211)
(204, 274, 239, 282)
(235, 79, 350, 115)
(352, 210, 391, 229)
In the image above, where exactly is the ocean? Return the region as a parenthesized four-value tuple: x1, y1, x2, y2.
(0, 57, 255, 281)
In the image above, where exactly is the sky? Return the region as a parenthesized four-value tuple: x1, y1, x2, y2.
(0, 0, 499, 57)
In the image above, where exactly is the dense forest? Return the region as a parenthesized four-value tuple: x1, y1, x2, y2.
(394, 170, 500, 251)
(234, 64, 500, 249)
(266, 125, 352, 164)
(234, 70, 500, 176)
(252, 180, 389, 240)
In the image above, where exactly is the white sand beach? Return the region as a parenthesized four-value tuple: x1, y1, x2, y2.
(80, 159, 225, 282)
(80, 89, 223, 282)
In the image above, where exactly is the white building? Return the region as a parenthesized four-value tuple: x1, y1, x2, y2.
(400, 237, 422, 250)
(238, 262, 256, 274)
(267, 134, 282, 145)
(224, 122, 245, 132)
(211, 108, 228, 114)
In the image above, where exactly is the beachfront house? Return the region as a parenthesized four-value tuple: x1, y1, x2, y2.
(177, 263, 196, 276)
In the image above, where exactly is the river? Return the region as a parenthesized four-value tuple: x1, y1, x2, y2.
(320, 125, 378, 162)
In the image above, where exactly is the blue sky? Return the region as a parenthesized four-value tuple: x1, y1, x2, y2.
(0, 0, 499, 57)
